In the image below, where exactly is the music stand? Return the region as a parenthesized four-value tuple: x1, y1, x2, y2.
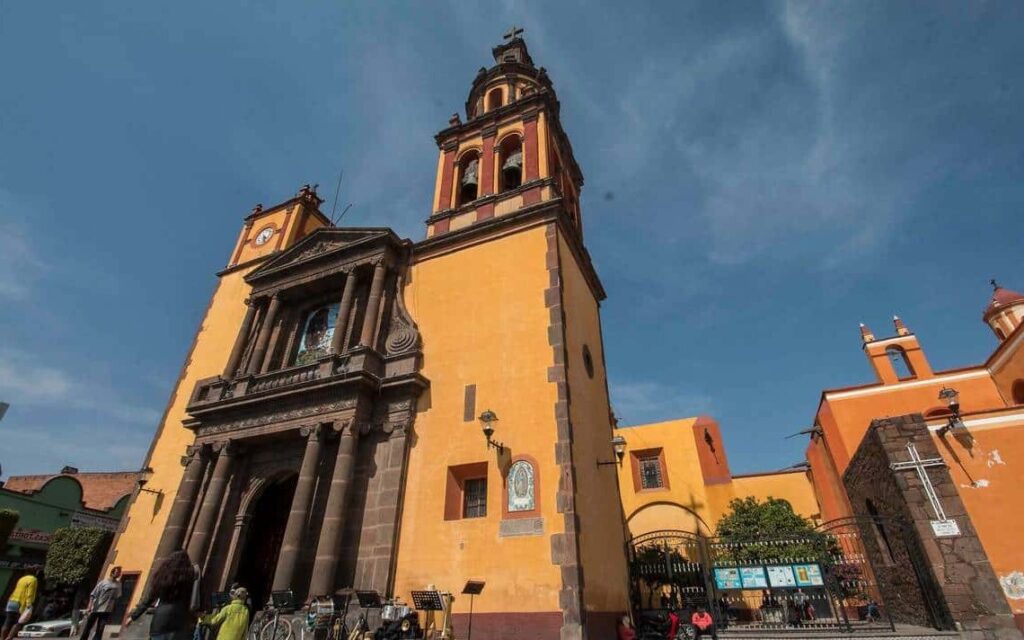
(271, 590, 295, 612)
(410, 591, 444, 611)
(355, 590, 383, 609)
(461, 581, 485, 640)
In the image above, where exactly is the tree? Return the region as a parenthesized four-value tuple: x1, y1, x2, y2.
(44, 527, 113, 613)
(0, 509, 19, 551)
(713, 497, 830, 565)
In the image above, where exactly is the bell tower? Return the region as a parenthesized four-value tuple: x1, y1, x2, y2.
(427, 28, 584, 238)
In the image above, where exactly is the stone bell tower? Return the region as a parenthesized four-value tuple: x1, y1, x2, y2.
(427, 28, 584, 238)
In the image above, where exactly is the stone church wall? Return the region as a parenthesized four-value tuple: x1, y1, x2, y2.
(844, 414, 1020, 639)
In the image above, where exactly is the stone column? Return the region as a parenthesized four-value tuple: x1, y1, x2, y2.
(330, 270, 358, 355)
(309, 421, 359, 597)
(224, 300, 257, 378)
(479, 126, 497, 196)
(272, 425, 324, 592)
(523, 112, 540, 181)
(152, 445, 208, 566)
(247, 295, 281, 375)
(358, 260, 387, 348)
(186, 440, 235, 566)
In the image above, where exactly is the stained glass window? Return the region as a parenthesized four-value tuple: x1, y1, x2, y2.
(639, 455, 664, 489)
(295, 302, 340, 365)
(463, 478, 487, 518)
(507, 460, 535, 512)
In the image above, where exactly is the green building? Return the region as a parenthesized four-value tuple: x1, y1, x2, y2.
(0, 469, 138, 605)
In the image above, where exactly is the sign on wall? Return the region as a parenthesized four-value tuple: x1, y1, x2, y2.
(930, 519, 961, 538)
(71, 512, 119, 532)
(793, 563, 824, 587)
(739, 566, 769, 589)
(767, 565, 797, 588)
(713, 567, 742, 590)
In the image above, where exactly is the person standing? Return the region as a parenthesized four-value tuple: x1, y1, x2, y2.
(125, 551, 197, 640)
(200, 587, 249, 640)
(79, 567, 122, 640)
(2, 569, 40, 640)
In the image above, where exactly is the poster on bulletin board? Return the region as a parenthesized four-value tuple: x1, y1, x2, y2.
(766, 565, 797, 587)
(739, 566, 768, 589)
(793, 563, 824, 587)
(713, 568, 742, 590)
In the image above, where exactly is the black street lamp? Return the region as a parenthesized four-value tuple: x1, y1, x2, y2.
(478, 410, 505, 453)
(937, 387, 967, 437)
(597, 435, 627, 467)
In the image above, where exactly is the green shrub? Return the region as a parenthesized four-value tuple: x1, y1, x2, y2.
(44, 528, 112, 586)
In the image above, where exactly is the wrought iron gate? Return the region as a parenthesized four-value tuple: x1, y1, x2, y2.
(626, 517, 939, 634)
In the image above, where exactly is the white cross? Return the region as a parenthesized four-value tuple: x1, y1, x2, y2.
(890, 441, 947, 520)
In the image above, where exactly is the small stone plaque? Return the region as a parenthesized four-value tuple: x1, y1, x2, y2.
(930, 519, 961, 537)
(499, 517, 544, 537)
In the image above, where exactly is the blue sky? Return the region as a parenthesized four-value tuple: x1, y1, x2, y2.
(2, 1, 1023, 478)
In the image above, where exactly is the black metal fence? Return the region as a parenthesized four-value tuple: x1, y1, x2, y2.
(627, 518, 907, 634)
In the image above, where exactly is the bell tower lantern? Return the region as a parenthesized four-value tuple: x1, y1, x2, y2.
(427, 28, 584, 238)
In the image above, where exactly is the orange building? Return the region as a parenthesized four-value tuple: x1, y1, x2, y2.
(614, 416, 819, 539)
(106, 33, 629, 640)
(805, 284, 1024, 624)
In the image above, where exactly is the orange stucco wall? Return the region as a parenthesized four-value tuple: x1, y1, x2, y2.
(730, 471, 820, 522)
(925, 412, 1024, 616)
(617, 419, 717, 537)
(556, 232, 630, 613)
(617, 418, 823, 539)
(395, 225, 564, 615)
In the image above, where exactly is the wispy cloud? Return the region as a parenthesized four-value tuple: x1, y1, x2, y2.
(611, 379, 713, 427)
(0, 220, 47, 299)
(0, 348, 161, 425)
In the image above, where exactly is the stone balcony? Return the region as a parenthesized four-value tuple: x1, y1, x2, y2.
(185, 346, 425, 435)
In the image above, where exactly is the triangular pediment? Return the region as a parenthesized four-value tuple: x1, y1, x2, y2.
(247, 227, 395, 283)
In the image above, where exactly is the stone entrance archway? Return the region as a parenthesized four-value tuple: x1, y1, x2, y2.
(234, 474, 297, 608)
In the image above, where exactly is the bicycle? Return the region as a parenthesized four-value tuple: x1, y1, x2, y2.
(256, 591, 295, 640)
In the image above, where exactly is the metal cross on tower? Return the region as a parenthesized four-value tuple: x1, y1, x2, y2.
(504, 25, 524, 41)
(889, 441, 948, 520)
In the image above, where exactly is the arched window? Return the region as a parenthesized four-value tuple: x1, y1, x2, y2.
(498, 135, 523, 193)
(996, 327, 1006, 340)
(456, 151, 480, 206)
(886, 346, 915, 380)
(924, 407, 953, 419)
(1012, 379, 1024, 405)
(487, 88, 503, 111)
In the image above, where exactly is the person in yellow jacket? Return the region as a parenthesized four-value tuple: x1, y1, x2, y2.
(200, 587, 250, 640)
(2, 570, 39, 640)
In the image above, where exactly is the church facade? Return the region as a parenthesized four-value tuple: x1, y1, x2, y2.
(805, 289, 1024, 630)
(109, 34, 628, 640)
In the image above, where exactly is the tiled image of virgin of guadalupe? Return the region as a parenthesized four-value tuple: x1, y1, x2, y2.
(295, 302, 340, 365)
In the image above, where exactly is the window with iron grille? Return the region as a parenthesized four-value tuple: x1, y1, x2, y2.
(462, 477, 487, 518)
(639, 455, 664, 489)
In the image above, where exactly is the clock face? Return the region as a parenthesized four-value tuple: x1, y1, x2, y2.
(254, 227, 274, 246)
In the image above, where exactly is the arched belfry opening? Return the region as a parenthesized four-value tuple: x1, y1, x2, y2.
(498, 135, 523, 192)
(457, 151, 480, 206)
(234, 474, 298, 609)
(887, 345, 916, 379)
(487, 87, 503, 111)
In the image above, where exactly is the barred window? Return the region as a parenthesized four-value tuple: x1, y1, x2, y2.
(639, 455, 664, 489)
(463, 477, 487, 518)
